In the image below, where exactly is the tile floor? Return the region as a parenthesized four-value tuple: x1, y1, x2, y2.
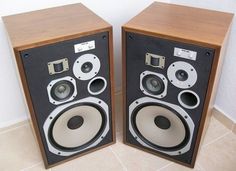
(0, 93, 236, 171)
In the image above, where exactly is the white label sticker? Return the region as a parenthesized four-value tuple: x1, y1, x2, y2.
(74, 40, 95, 53)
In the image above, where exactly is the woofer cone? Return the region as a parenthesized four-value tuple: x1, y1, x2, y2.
(48, 103, 106, 150)
(142, 74, 165, 95)
(51, 80, 74, 101)
(131, 103, 190, 151)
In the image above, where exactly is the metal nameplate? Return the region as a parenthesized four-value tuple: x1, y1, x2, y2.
(74, 40, 95, 53)
(174, 47, 197, 61)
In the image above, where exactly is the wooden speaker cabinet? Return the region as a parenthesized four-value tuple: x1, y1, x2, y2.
(3, 3, 115, 168)
(122, 2, 233, 168)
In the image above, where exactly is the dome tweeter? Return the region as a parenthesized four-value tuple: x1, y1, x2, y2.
(73, 54, 101, 80)
(167, 61, 197, 89)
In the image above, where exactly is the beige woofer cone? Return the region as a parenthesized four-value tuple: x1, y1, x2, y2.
(135, 105, 187, 148)
(51, 105, 103, 148)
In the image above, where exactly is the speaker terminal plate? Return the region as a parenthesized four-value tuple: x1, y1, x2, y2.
(145, 53, 165, 69)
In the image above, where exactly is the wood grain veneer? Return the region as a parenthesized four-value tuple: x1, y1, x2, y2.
(3, 3, 115, 168)
(122, 2, 234, 168)
(123, 2, 233, 48)
(3, 3, 111, 50)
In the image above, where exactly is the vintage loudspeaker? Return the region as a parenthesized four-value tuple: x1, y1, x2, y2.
(3, 3, 115, 168)
(122, 2, 233, 168)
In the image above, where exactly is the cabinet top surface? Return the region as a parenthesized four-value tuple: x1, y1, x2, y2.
(3, 3, 111, 49)
(123, 2, 234, 47)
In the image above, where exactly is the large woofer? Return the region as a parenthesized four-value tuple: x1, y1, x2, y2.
(43, 97, 109, 156)
(129, 97, 194, 155)
(50, 105, 105, 149)
(133, 105, 189, 149)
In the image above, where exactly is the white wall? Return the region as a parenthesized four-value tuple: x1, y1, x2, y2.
(0, 0, 170, 128)
(1, 0, 235, 128)
(168, 0, 236, 121)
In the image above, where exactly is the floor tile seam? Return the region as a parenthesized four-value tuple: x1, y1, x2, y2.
(230, 128, 236, 135)
(196, 163, 206, 171)
(0, 122, 29, 135)
(202, 131, 231, 148)
(156, 162, 173, 171)
(212, 112, 235, 131)
(109, 146, 128, 171)
(20, 161, 45, 171)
